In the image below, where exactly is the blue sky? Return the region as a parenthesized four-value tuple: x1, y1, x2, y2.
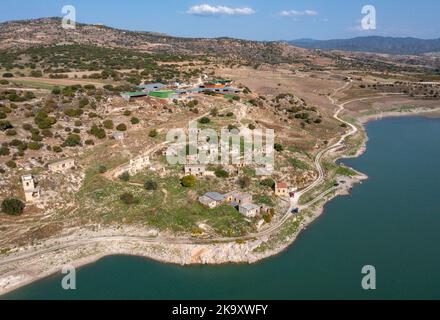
(1, 0, 439, 40)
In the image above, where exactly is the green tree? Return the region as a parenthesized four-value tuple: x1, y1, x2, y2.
(0, 120, 13, 131)
(215, 168, 229, 178)
(120, 192, 137, 205)
(274, 143, 284, 152)
(119, 171, 130, 182)
(199, 117, 211, 124)
(103, 120, 114, 129)
(63, 134, 81, 147)
(116, 123, 127, 132)
(149, 129, 158, 138)
(1, 198, 25, 216)
(238, 176, 251, 189)
(144, 180, 158, 191)
(180, 175, 196, 188)
(90, 124, 106, 139)
(260, 178, 275, 189)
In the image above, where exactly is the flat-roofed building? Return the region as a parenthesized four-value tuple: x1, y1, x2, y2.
(239, 203, 260, 218)
(198, 192, 226, 209)
(48, 158, 75, 173)
(185, 165, 206, 176)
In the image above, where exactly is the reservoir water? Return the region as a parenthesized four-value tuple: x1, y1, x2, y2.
(3, 116, 440, 300)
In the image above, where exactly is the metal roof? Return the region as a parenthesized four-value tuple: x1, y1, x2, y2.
(204, 192, 225, 202)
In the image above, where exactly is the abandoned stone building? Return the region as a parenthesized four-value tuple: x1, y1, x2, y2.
(48, 158, 75, 173)
(184, 165, 206, 176)
(21, 174, 40, 203)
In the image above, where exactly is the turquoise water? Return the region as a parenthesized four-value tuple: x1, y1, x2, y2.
(3, 116, 440, 300)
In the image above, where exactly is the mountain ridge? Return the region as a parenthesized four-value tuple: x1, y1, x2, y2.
(288, 36, 440, 55)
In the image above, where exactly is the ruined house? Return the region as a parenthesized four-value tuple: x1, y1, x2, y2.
(21, 174, 40, 203)
(48, 158, 75, 173)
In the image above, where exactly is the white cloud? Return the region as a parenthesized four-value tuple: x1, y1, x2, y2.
(280, 9, 318, 17)
(187, 4, 255, 16)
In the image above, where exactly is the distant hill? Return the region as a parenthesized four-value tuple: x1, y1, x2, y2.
(0, 17, 307, 65)
(288, 36, 440, 55)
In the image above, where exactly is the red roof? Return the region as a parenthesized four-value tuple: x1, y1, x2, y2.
(276, 182, 288, 189)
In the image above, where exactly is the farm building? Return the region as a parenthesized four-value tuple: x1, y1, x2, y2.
(137, 83, 166, 92)
(149, 90, 179, 99)
(239, 203, 260, 218)
(120, 91, 149, 101)
(225, 191, 252, 206)
(213, 79, 233, 85)
(48, 158, 75, 173)
(198, 192, 226, 209)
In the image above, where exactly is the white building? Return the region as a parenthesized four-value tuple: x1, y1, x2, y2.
(185, 165, 206, 176)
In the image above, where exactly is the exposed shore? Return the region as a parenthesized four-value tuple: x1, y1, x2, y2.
(1, 107, 438, 297)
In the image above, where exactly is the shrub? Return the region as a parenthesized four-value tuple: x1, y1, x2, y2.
(103, 120, 114, 129)
(248, 124, 256, 130)
(63, 134, 81, 147)
(0, 146, 10, 156)
(116, 123, 127, 132)
(98, 165, 107, 174)
(85, 139, 95, 146)
(1, 198, 25, 216)
(148, 129, 158, 138)
(119, 171, 130, 182)
(131, 117, 140, 125)
(79, 98, 89, 108)
(90, 124, 106, 139)
(30, 70, 43, 77)
(27, 142, 42, 150)
(42, 129, 53, 138)
(215, 168, 229, 178)
(5, 160, 16, 168)
(180, 175, 196, 188)
(260, 178, 275, 189)
(0, 111, 6, 119)
(64, 108, 83, 117)
(199, 116, 210, 124)
(144, 180, 158, 191)
(120, 192, 137, 205)
(53, 146, 63, 153)
(2, 73, 13, 78)
(0, 120, 13, 131)
(274, 143, 284, 152)
(51, 87, 61, 95)
(5, 129, 16, 136)
(238, 176, 251, 189)
(123, 110, 132, 116)
(22, 123, 33, 131)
